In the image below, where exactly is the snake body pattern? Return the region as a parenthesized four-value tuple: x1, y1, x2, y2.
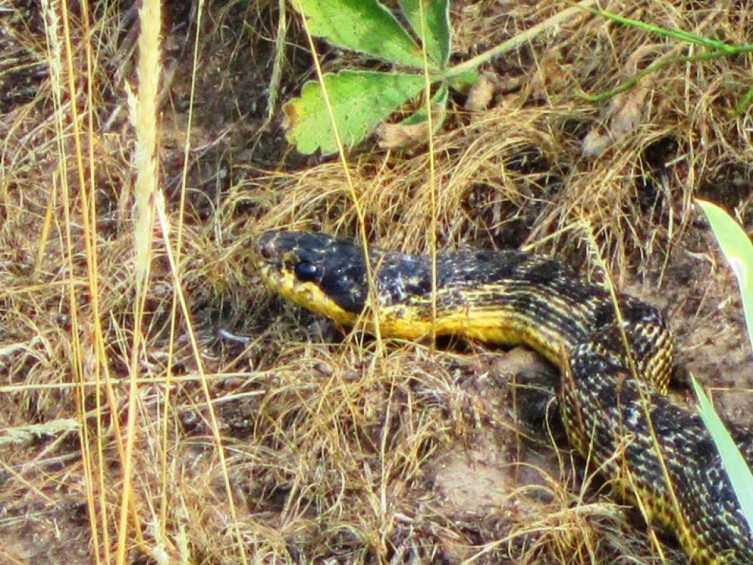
(254, 230, 753, 564)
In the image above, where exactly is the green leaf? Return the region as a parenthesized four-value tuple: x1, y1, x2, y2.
(697, 199, 753, 351)
(692, 376, 753, 533)
(448, 69, 479, 93)
(400, 82, 448, 126)
(695, 198, 753, 534)
(397, 0, 451, 67)
(292, 0, 429, 69)
(283, 70, 427, 155)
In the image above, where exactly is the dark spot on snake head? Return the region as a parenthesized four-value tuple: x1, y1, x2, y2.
(475, 250, 491, 262)
(294, 261, 319, 282)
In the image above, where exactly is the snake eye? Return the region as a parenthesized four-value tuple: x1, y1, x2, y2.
(294, 261, 319, 282)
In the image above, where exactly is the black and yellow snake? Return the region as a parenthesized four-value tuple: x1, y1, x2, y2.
(253, 229, 753, 564)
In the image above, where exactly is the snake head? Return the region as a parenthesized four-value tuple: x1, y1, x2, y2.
(254, 230, 370, 323)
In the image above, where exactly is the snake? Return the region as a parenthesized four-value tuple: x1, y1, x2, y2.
(253, 229, 753, 564)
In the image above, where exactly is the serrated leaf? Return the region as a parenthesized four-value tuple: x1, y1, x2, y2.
(292, 0, 429, 69)
(398, 0, 451, 67)
(283, 70, 427, 155)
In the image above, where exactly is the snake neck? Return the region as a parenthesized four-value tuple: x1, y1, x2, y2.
(362, 250, 674, 392)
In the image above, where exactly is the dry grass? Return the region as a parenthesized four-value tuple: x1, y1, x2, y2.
(1, 0, 752, 563)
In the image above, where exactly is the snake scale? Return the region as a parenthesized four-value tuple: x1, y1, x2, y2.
(253, 229, 753, 563)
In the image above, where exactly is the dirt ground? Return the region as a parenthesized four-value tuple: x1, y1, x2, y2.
(1, 1, 753, 563)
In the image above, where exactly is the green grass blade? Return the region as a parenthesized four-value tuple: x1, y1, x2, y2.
(697, 199, 753, 349)
(691, 375, 753, 533)
(579, 5, 747, 55)
(292, 0, 430, 69)
(695, 198, 753, 534)
(736, 85, 753, 114)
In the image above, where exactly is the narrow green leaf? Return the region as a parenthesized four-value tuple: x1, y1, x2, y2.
(580, 5, 743, 55)
(692, 376, 753, 533)
(397, 0, 451, 67)
(695, 198, 753, 535)
(292, 0, 429, 69)
(697, 199, 753, 351)
(283, 70, 426, 155)
(736, 85, 753, 115)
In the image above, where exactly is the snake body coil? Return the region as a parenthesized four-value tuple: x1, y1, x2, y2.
(254, 230, 753, 563)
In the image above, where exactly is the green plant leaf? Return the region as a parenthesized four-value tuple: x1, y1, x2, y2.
(283, 70, 427, 155)
(375, 84, 448, 149)
(447, 69, 479, 93)
(697, 199, 753, 350)
(292, 0, 430, 69)
(397, 0, 451, 67)
(692, 375, 753, 533)
(400, 82, 448, 126)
